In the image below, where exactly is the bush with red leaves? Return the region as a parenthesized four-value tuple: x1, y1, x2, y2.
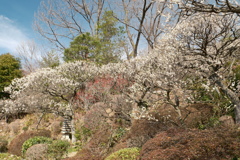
(124, 119, 167, 148)
(8, 129, 51, 156)
(140, 127, 240, 160)
(76, 75, 130, 107)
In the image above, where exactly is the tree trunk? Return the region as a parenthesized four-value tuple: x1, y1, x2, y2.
(235, 104, 240, 124)
(133, 0, 152, 58)
(214, 74, 240, 123)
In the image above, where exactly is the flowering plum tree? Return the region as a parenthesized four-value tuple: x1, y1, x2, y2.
(99, 51, 186, 121)
(160, 12, 240, 123)
(2, 61, 99, 113)
(100, 12, 240, 124)
(2, 1, 240, 130)
(0, 61, 99, 142)
(178, 0, 240, 14)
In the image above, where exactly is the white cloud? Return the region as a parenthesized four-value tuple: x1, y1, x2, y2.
(0, 15, 29, 53)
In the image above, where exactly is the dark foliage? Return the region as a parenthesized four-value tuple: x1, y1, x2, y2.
(8, 129, 51, 156)
(0, 138, 8, 153)
(124, 119, 167, 148)
(140, 127, 240, 160)
(0, 53, 22, 99)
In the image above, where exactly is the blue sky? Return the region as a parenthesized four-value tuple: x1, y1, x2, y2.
(0, 0, 41, 54)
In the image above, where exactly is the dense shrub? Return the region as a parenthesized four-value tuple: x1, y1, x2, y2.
(47, 140, 70, 160)
(140, 128, 240, 160)
(25, 144, 48, 160)
(24, 140, 69, 160)
(85, 125, 113, 156)
(105, 147, 140, 160)
(8, 129, 51, 156)
(153, 103, 214, 129)
(0, 138, 8, 152)
(22, 136, 53, 155)
(74, 126, 92, 145)
(182, 103, 214, 128)
(65, 148, 103, 160)
(0, 153, 21, 160)
(124, 119, 165, 148)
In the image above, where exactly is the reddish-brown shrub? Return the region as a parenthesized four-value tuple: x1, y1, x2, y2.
(140, 127, 240, 160)
(153, 103, 214, 128)
(64, 148, 103, 160)
(8, 129, 51, 156)
(117, 103, 214, 149)
(124, 119, 167, 148)
(183, 103, 214, 128)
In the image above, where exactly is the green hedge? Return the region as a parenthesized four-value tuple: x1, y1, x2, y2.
(22, 136, 53, 155)
(47, 140, 70, 160)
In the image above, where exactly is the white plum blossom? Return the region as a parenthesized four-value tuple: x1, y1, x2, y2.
(1, 8, 240, 124)
(1, 61, 100, 116)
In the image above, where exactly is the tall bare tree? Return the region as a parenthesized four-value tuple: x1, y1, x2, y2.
(34, 0, 105, 50)
(17, 40, 61, 74)
(112, 0, 179, 58)
(34, 0, 178, 59)
(16, 41, 41, 73)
